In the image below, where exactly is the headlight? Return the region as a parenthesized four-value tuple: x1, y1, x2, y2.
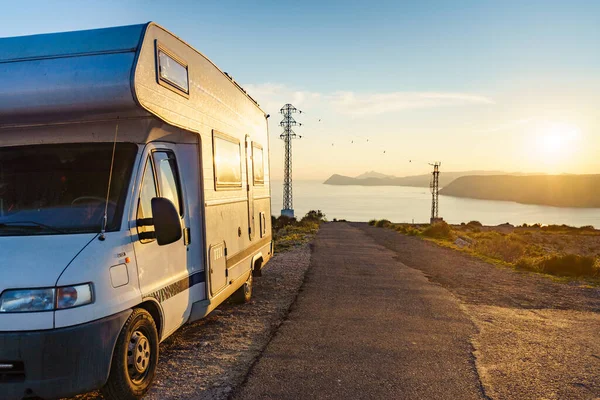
(0, 288, 55, 312)
(56, 284, 93, 309)
(0, 284, 93, 313)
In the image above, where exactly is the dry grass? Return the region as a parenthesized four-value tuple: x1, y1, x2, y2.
(370, 219, 600, 280)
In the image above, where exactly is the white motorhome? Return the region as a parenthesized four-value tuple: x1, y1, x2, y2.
(0, 22, 272, 400)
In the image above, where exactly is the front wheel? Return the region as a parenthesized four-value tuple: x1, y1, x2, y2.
(101, 308, 159, 400)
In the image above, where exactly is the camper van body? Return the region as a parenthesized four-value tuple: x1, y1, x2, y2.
(0, 23, 272, 399)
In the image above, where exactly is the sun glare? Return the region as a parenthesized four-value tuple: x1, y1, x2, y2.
(533, 122, 581, 170)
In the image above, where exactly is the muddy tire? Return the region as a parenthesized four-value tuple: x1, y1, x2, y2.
(101, 308, 159, 400)
(231, 272, 253, 304)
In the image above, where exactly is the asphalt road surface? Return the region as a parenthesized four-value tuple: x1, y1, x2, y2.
(236, 223, 487, 399)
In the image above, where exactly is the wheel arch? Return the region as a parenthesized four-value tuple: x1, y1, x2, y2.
(251, 252, 264, 277)
(137, 299, 164, 341)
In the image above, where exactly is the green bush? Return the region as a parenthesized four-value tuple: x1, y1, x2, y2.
(422, 221, 454, 240)
(368, 219, 377, 226)
(539, 254, 597, 277)
(374, 219, 391, 228)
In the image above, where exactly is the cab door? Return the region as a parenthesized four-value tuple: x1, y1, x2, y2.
(245, 135, 255, 240)
(132, 143, 190, 338)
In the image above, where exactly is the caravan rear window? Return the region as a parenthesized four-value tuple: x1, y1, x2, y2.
(213, 132, 242, 189)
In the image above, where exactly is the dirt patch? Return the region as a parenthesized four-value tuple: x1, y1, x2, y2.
(66, 244, 312, 400)
(466, 305, 600, 400)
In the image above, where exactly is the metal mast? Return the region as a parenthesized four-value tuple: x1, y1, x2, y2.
(280, 104, 302, 218)
(429, 162, 441, 223)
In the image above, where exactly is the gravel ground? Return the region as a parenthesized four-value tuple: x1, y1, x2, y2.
(356, 223, 600, 399)
(467, 305, 600, 400)
(66, 244, 312, 400)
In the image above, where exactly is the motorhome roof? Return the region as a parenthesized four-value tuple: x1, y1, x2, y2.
(0, 22, 263, 127)
(0, 24, 147, 63)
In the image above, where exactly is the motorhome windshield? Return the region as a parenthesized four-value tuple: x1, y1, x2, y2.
(0, 143, 138, 236)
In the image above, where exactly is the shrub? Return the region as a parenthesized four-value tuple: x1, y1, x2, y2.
(466, 220, 483, 228)
(515, 257, 542, 273)
(368, 219, 377, 226)
(393, 224, 420, 236)
(474, 233, 526, 263)
(272, 215, 297, 231)
(539, 254, 597, 277)
(301, 210, 326, 224)
(405, 226, 420, 236)
(375, 219, 391, 228)
(422, 221, 454, 240)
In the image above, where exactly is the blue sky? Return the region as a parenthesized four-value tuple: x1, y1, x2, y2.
(2, 1, 599, 179)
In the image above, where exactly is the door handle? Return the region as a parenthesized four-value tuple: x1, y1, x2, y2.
(183, 227, 191, 245)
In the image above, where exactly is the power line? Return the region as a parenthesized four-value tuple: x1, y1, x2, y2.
(280, 103, 302, 218)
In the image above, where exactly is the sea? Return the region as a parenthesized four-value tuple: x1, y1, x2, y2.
(270, 180, 600, 228)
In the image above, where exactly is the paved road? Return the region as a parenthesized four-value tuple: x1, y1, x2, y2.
(236, 223, 487, 399)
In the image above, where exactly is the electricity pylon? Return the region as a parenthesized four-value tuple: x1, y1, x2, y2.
(429, 162, 441, 223)
(280, 104, 302, 218)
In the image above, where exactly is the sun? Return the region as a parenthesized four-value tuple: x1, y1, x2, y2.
(536, 122, 581, 161)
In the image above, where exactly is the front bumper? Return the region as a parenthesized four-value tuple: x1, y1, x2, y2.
(0, 309, 131, 400)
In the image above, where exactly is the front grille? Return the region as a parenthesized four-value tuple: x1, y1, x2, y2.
(0, 361, 25, 382)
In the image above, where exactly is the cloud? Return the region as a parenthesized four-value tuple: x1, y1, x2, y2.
(242, 83, 321, 115)
(327, 91, 494, 116)
(476, 117, 537, 134)
(243, 83, 494, 117)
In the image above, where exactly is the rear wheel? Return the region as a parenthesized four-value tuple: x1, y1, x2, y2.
(231, 272, 253, 304)
(101, 308, 159, 400)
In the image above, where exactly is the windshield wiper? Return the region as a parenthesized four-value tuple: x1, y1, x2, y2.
(0, 221, 66, 234)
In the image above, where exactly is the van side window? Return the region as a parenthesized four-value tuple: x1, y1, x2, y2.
(153, 151, 183, 216)
(137, 158, 157, 240)
(252, 143, 264, 185)
(212, 131, 242, 190)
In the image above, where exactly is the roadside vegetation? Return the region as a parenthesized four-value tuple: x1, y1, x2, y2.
(368, 219, 600, 280)
(272, 210, 326, 252)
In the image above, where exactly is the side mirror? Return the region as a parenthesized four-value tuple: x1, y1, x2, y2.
(151, 197, 182, 246)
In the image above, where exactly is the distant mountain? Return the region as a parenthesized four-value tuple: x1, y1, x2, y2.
(440, 174, 600, 208)
(355, 171, 396, 179)
(324, 170, 505, 188)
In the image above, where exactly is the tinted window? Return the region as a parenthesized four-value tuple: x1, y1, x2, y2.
(213, 133, 242, 189)
(153, 151, 183, 216)
(0, 143, 137, 236)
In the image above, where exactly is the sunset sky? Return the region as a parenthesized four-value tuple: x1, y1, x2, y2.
(2, 0, 599, 179)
